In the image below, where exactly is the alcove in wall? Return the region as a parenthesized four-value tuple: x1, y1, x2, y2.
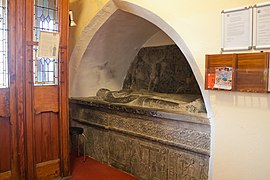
(69, 2, 211, 179)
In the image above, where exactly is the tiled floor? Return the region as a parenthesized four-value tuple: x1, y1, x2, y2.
(70, 156, 138, 180)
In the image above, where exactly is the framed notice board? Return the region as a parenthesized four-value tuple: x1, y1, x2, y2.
(205, 52, 269, 93)
(254, 2, 270, 49)
(221, 6, 253, 51)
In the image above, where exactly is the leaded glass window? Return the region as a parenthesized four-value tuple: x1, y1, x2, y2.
(33, 46, 58, 84)
(33, 0, 58, 85)
(0, 0, 8, 88)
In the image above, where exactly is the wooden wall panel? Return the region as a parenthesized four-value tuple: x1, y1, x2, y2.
(0, 118, 11, 173)
(0, 89, 9, 117)
(35, 112, 59, 164)
(236, 53, 269, 93)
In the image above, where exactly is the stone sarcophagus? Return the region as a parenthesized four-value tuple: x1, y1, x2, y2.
(69, 95, 210, 180)
(70, 45, 210, 179)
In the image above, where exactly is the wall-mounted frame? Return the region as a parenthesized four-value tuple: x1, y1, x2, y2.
(221, 6, 253, 51)
(254, 2, 270, 49)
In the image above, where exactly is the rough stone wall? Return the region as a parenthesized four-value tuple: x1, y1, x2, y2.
(70, 100, 210, 180)
(123, 45, 201, 95)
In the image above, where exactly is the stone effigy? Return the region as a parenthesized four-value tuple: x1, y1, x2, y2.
(95, 88, 206, 114)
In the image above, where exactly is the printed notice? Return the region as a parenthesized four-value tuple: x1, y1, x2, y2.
(222, 7, 252, 51)
(254, 3, 270, 49)
(38, 31, 60, 59)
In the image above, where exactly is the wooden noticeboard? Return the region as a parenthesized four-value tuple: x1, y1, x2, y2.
(205, 52, 269, 93)
(205, 54, 236, 90)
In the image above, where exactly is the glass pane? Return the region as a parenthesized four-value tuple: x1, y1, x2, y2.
(33, 46, 58, 85)
(0, 0, 8, 88)
(33, 0, 58, 86)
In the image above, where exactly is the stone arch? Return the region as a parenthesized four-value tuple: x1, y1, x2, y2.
(69, 0, 214, 178)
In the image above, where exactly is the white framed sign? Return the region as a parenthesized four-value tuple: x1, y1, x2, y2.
(221, 6, 253, 51)
(38, 31, 60, 59)
(254, 2, 270, 49)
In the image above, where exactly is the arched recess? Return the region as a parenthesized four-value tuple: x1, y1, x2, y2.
(69, 0, 214, 178)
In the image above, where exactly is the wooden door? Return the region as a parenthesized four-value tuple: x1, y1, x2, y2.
(0, 0, 22, 179)
(0, 0, 69, 178)
(0, 0, 11, 177)
(25, 0, 69, 179)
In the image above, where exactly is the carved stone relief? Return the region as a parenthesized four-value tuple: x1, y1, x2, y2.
(108, 132, 133, 173)
(107, 113, 210, 154)
(123, 45, 201, 95)
(70, 101, 210, 180)
(168, 148, 209, 180)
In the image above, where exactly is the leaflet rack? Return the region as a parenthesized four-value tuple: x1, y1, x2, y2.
(205, 52, 269, 93)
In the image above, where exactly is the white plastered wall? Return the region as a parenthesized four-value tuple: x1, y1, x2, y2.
(69, 0, 270, 180)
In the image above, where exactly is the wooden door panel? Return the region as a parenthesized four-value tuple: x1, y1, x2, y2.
(35, 112, 60, 179)
(35, 112, 59, 163)
(34, 86, 59, 114)
(0, 171, 11, 180)
(0, 117, 11, 173)
(0, 89, 11, 178)
(24, 0, 69, 177)
(34, 85, 60, 179)
(0, 89, 9, 117)
(36, 159, 60, 179)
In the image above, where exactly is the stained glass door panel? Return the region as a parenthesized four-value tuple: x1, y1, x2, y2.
(30, 0, 62, 179)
